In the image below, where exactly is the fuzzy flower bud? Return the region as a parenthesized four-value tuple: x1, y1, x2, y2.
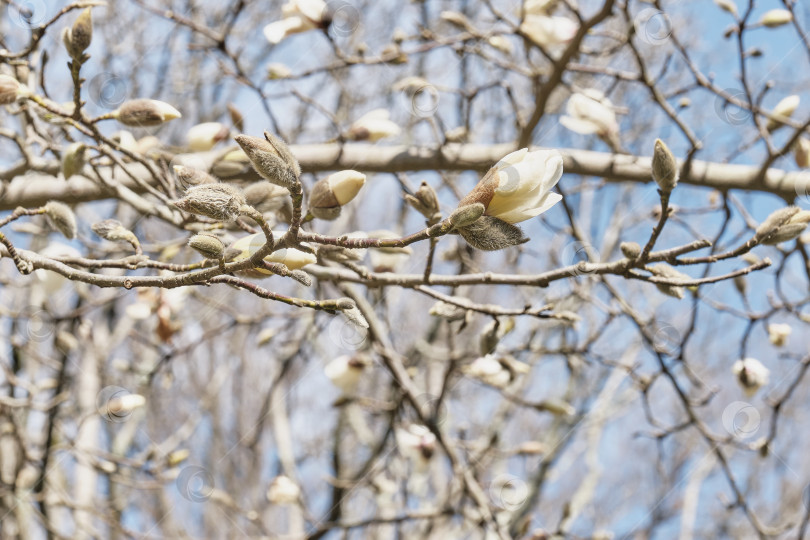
(649, 263, 691, 299)
(44, 201, 77, 239)
(267, 63, 292, 79)
(652, 139, 678, 193)
(91, 219, 139, 249)
(0, 75, 23, 105)
(620, 241, 642, 259)
(732, 358, 770, 396)
(173, 183, 246, 221)
(755, 206, 810, 244)
(448, 203, 485, 229)
(457, 216, 527, 251)
(173, 165, 219, 188)
(405, 181, 441, 222)
(61, 142, 86, 180)
(188, 233, 225, 260)
(308, 170, 366, 220)
(63, 8, 93, 60)
(113, 99, 182, 127)
(186, 122, 229, 152)
(234, 132, 301, 189)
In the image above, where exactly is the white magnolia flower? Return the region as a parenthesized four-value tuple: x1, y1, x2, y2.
(520, 15, 578, 47)
(465, 148, 563, 224)
(767, 323, 791, 347)
(464, 354, 528, 388)
(523, 0, 558, 14)
(560, 89, 619, 139)
(267, 475, 301, 504)
(187, 122, 229, 152)
(324, 355, 369, 394)
(732, 358, 770, 396)
(263, 0, 327, 44)
(230, 232, 317, 275)
(766, 95, 800, 131)
(395, 424, 436, 472)
(347, 109, 401, 141)
(760, 9, 792, 28)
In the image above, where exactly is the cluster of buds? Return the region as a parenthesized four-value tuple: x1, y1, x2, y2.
(454, 148, 563, 250)
(405, 181, 441, 223)
(307, 170, 366, 220)
(753, 206, 810, 245)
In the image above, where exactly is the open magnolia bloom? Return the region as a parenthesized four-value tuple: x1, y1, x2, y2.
(228, 232, 317, 277)
(560, 89, 619, 141)
(454, 148, 563, 250)
(263, 0, 329, 44)
(520, 14, 578, 47)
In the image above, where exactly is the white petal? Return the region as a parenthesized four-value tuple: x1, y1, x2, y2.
(560, 115, 601, 135)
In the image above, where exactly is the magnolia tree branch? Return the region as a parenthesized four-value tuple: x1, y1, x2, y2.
(1, 143, 808, 210)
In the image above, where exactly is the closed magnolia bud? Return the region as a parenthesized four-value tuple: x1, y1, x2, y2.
(649, 263, 690, 299)
(429, 300, 468, 321)
(188, 233, 225, 259)
(113, 99, 182, 127)
(405, 181, 440, 221)
(106, 393, 146, 415)
(448, 203, 485, 229)
(714, 0, 737, 16)
(61, 142, 86, 179)
(766, 95, 800, 131)
(244, 181, 288, 207)
(0, 75, 23, 105)
(347, 109, 401, 142)
(794, 138, 810, 168)
(760, 8, 792, 28)
(755, 206, 810, 244)
(440, 10, 475, 32)
(652, 139, 678, 193)
(267, 63, 292, 79)
(91, 219, 139, 247)
(229, 232, 317, 275)
(342, 305, 369, 329)
(324, 355, 370, 394)
(620, 241, 641, 259)
(173, 183, 246, 221)
(234, 132, 300, 189)
(457, 215, 527, 251)
(187, 122, 229, 152)
(308, 170, 366, 219)
(63, 8, 92, 60)
(173, 165, 218, 187)
(44, 201, 77, 239)
(227, 103, 244, 132)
